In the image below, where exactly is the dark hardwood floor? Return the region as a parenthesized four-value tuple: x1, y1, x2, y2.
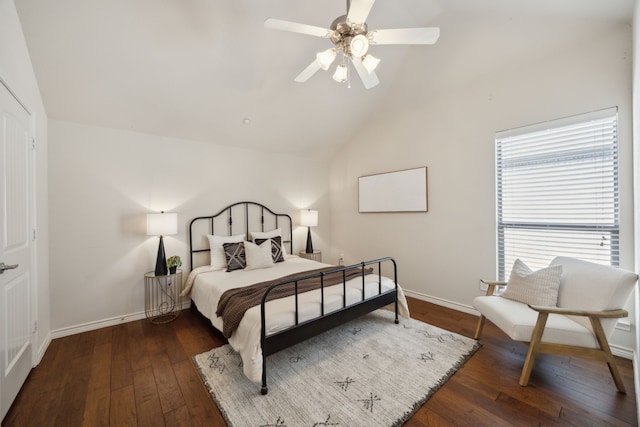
(2, 297, 636, 426)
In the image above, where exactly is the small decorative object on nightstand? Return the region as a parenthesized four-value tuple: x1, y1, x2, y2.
(144, 269, 182, 324)
(167, 255, 182, 274)
(299, 250, 322, 262)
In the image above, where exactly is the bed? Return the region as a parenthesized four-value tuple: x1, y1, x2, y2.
(182, 201, 410, 394)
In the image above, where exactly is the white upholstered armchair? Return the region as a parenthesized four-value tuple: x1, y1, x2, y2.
(473, 256, 638, 392)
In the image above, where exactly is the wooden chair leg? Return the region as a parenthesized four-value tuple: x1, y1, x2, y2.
(520, 312, 549, 386)
(474, 315, 486, 339)
(590, 317, 626, 393)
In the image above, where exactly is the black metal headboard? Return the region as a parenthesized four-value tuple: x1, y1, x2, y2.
(189, 201, 293, 270)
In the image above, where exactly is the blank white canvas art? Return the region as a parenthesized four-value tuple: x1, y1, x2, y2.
(359, 167, 428, 212)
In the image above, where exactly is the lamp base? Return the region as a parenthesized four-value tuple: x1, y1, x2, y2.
(305, 227, 314, 254)
(155, 235, 168, 276)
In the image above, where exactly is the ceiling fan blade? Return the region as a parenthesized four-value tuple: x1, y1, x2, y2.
(347, 0, 376, 25)
(264, 18, 333, 38)
(351, 56, 379, 89)
(294, 60, 322, 83)
(370, 27, 440, 45)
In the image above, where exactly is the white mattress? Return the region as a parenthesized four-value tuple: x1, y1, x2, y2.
(183, 256, 410, 382)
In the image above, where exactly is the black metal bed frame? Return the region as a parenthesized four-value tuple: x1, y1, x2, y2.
(259, 257, 398, 394)
(189, 201, 399, 395)
(188, 201, 294, 270)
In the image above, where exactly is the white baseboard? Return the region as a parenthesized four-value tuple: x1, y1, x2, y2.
(403, 289, 634, 360)
(612, 345, 634, 360)
(50, 301, 192, 340)
(34, 333, 51, 366)
(50, 311, 147, 339)
(404, 289, 480, 316)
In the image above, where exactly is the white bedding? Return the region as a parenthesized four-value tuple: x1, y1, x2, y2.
(182, 256, 410, 382)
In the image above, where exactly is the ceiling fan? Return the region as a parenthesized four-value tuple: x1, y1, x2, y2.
(264, 0, 440, 89)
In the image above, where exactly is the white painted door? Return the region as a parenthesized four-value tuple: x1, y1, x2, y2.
(0, 82, 33, 421)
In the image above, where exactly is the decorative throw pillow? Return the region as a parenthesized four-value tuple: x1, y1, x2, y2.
(254, 236, 285, 263)
(223, 242, 246, 272)
(208, 234, 245, 270)
(244, 240, 275, 271)
(251, 229, 288, 258)
(501, 258, 562, 306)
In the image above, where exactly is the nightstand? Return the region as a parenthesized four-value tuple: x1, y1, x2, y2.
(299, 250, 322, 262)
(144, 269, 182, 324)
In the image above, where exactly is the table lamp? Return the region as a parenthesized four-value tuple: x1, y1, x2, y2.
(300, 209, 318, 254)
(147, 211, 178, 275)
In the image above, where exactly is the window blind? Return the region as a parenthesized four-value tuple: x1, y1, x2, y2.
(496, 108, 619, 280)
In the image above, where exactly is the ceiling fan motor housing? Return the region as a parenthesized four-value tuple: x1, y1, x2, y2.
(330, 15, 370, 56)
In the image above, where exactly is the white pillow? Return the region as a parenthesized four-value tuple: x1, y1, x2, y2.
(501, 258, 562, 306)
(207, 234, 245, 270)
(250, 228, 288, 258)
(244, 240, 275, 271)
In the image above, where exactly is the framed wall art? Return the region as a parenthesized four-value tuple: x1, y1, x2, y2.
(358, 166, 428, 213)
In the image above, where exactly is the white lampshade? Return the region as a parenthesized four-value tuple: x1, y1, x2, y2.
(300, 209, 318, 227)
(316, 48, 337, 70)
(147, 212, 178, 236)
(332, 63, 348, 83)
(362, 54, 380, 74)
(350, 34, 369, 57)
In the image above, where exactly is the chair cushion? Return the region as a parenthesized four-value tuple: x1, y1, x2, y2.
(501, 259, 562, 306)
(473, 295, 598, 348)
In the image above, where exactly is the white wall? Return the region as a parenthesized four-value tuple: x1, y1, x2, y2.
(48, 120, 330, 332)
(330, 24, 636, 350)
(0, 0, 50, 361)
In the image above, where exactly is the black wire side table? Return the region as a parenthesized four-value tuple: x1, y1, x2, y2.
(144, 270, 182, 324)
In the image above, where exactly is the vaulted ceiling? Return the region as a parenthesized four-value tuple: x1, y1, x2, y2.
(15, 0, 634, 155)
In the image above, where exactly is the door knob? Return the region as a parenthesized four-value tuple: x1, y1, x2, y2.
(0, 262, 18, 274)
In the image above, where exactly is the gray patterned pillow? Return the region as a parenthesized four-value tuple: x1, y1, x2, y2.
(501, 259, 562, 306)
(223, 242, 246, 272)
(255, 236, 285, 263)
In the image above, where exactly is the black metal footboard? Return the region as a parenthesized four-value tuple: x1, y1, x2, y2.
(259, 257, 399, 395)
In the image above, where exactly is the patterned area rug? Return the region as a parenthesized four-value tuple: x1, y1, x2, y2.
(193, 310, 480, 427)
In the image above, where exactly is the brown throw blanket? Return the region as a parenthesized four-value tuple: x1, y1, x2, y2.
(217, 266, 373, 338)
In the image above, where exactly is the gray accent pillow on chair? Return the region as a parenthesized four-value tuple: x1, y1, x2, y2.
(501, 259, 562, 306)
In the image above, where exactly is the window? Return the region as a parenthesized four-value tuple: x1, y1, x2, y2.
(496, 108, 619, 280)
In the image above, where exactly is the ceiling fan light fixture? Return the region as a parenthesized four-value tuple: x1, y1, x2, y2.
(264, 1, 441, 90)
(349, 34, 369, 57)
(362, 54, 380, 74)
(332, 62, 348, 83)
(316, 48, 337, 70)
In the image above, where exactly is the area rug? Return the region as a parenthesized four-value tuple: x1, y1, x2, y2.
(193, 310, 480, 427)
